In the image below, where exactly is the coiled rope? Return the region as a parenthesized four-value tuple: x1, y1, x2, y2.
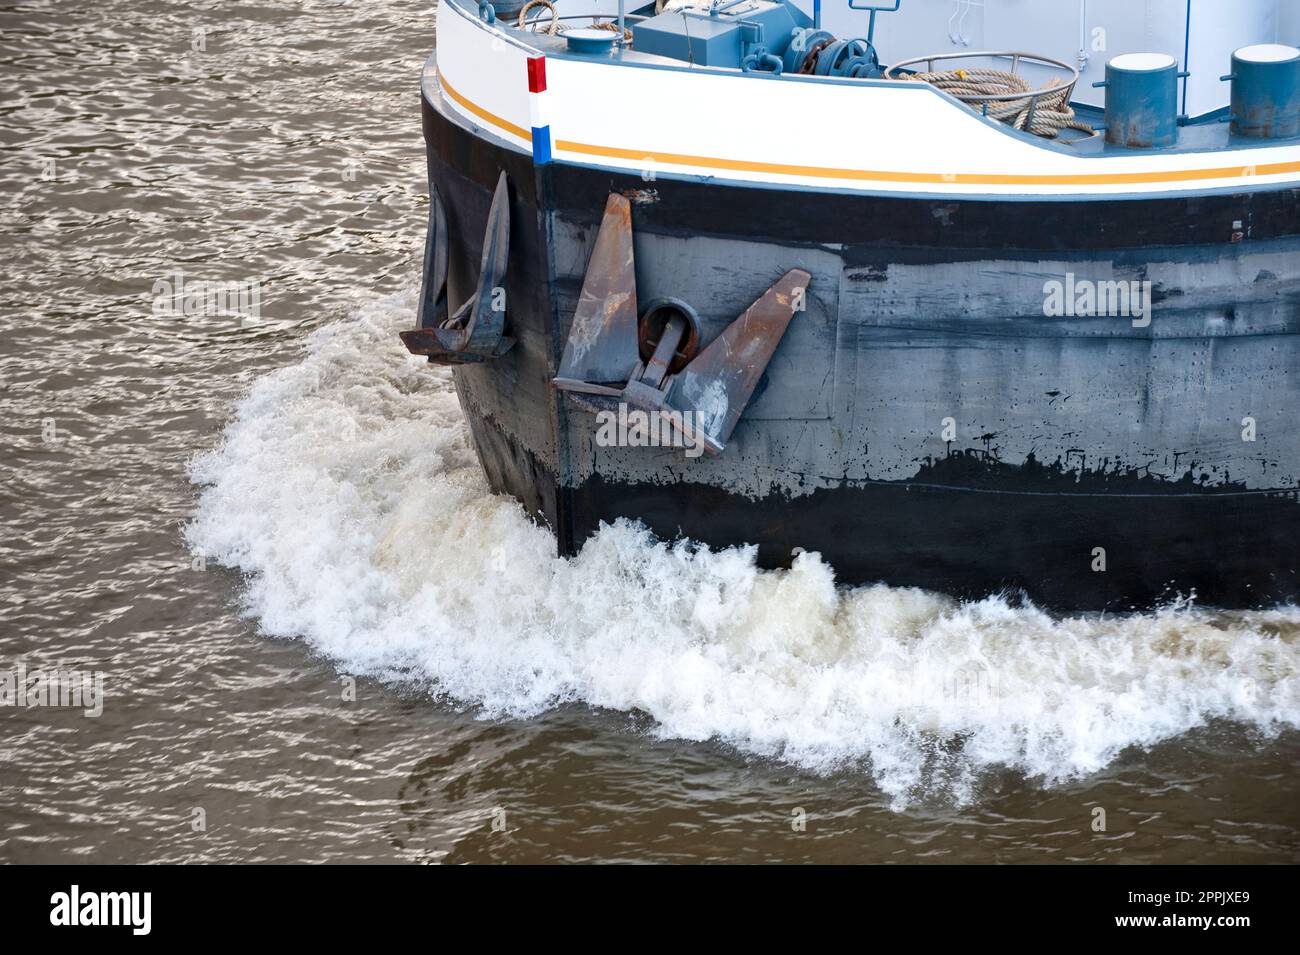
(901, 68, 1095, 139)
(517, 0, 632, 42)
(518, 0, 561, 34)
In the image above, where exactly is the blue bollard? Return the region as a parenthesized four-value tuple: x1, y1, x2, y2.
(1222, 44, 1300, 140)
(1093, 53, 1185, 148)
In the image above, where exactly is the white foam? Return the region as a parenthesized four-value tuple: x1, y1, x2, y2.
(188, 293, 1300, 807)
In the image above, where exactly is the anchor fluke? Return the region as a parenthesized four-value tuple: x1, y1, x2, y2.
(398, 327, 515, 362)
(399, 171, 515, 365)
(661, 268, 810, 454)
(553, 193, 640, 391)
(554, 193, 808, 456)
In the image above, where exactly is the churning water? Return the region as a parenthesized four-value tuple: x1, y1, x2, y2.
(187, 293, 1300, 816)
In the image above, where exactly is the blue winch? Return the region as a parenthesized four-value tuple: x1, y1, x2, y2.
(1093, 53, 1187, 148)
(1222, 44, 1300, 140)
(780, 30, 879, 77)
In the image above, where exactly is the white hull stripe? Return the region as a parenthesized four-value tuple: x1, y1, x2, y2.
(442, 72, 1300, 190)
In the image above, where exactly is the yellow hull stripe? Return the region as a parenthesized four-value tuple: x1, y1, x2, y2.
(442, 74, 531, 143)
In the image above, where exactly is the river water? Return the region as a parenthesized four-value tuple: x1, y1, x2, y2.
(1, 0, 1297, 863)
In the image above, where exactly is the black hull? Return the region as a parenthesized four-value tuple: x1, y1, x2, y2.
(421, 79, 1300, 612)
(567, 467, 1300, 611)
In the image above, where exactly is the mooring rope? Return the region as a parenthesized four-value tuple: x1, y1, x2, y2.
(517, 1, 632, 42)
(518, 0, 561, 34)
(590, 21, 634, 42)
(902, 68, 1096, 139)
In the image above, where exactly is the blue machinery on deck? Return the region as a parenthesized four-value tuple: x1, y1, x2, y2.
(631, 1, 809, 70)
(629, 0, 895, 76)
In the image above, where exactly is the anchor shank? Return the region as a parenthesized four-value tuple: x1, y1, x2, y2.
(638, 314, 687, 389)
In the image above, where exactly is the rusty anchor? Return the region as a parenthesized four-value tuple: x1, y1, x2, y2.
(553, 193, 808, 456)
(400, 171, 515, 364)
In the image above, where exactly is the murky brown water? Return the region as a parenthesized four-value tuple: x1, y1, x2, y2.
(1, 0, 1297, 864)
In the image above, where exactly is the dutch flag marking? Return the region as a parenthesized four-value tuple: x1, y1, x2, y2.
(527, 55, 552, 165)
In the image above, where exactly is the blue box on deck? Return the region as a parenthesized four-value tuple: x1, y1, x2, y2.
(631, 1, 804, 68)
